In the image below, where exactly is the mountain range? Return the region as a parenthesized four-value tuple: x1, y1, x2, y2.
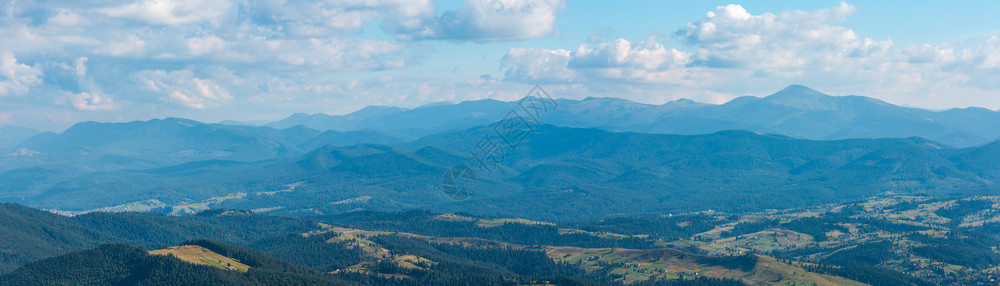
(7, 124, 1000, 221)
(3, 85, 1000, 220)
(268, 85, 1000, 148)
(0, 126, 38, 151)
(8, 118, 409, 170)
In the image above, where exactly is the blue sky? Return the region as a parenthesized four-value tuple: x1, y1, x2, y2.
(2, 0, 1000, 130)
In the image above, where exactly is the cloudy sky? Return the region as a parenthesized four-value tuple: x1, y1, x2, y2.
(3, 0, 1000, 131)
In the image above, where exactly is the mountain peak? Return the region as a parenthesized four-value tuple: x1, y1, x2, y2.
(350, 105, 407, 116)
(763, 85, 837, 110)
(287, 112, 314, 118)
(770, 85, 826, 98)
(582, 96, 618, 102)
(579, 96, 646, 106)
(161, 117, 202, 126)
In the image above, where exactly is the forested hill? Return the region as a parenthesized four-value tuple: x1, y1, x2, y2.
(0, 241, 343, 286)
(6, 199, 997, 284)
(0, 202, 317, 273)
(0, 203, 758, 285)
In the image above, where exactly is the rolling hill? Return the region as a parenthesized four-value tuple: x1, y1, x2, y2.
(0, 202, 951, 285)
(0, 202, 317, 273)
(0, 241, 343, 286)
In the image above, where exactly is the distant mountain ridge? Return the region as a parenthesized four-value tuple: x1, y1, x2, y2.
(11, 124, 1000, 221)
(5, 85, 1000, 220)
(268, 85, 1000, 147)
(5, 118, 409, 172)
(0, 118, 410, 199)
(0, 126, 38, 151)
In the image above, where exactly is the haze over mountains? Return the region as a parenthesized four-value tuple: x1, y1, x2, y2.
(10, 124, 1000, 220)
(0, 126, 38, 151)
(268, 85, 1000, 148)
(6, 85, 1000, 285)
(3, 85, 1000, 220)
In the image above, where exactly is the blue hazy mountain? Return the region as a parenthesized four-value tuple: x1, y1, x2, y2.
(0, 125, 38, 151)
(409, 125, 996, 219)
(12, 124, 1000, 221)
(268, 105, 410, 131)
(265, 97, 708, 138)
(268, 85, 1000, 147)
(6, 85, 1000, 219)
(637, 85, 994, 147)
(6, 118, 412, 172)
(10, 118, 304, 172)
(296, 130, 411, 151)
(0, 119, 418, 200)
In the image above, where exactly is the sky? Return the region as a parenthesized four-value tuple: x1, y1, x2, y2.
(2, 0, 1000, 131)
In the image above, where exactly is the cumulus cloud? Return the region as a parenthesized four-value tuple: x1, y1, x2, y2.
(0, 52, 43, 96)
(0, 0, 576, 130)
(73, 57, 88, 77)
(186, 35, 225, 56)
(139, 70, 233, 109)
(390, 0, 565, 42)
(502, 48, 575, 82)
(496, 2, 1000, 109)
(238, 0, 563, 41)
(260, 38, 411, 69)
(99, 34, 149, 57)
(100, 0, 233, 25)
(71, 92, 118, 111)
(241, 0, 435, 37)
(0, 0, 432, 120)
(957, 36, 1000, 70)
(675, 2, 888, 73)
(502, 38, 695, 84)
(48, 8, 88, 26)
(570, 39, 690, 70)
(6, 0, 1000, 129)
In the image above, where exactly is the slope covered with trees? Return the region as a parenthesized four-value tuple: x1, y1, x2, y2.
(8, 199, 995, 285)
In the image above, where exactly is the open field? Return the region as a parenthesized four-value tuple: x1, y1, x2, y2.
(546, 246, 864, 285)
(150, 245, 250, 272)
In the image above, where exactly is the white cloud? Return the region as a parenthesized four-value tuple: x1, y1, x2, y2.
(242, 0, 435, 37)
(497, 2, 1000, 109)
(71, 92, 118, 110)
(0, 52, 43, 96)
(502, 38, 696, 84)
(570, 39, 690, 71)
(100, 0, 233, 25)
(100, 34, 148, 57)
(73, 57, 88, 77)
(958, 35, 1000, 70)
(0, 0, 571, 129)
(502, 48, 575, 82)
(391, 0, 565, 42)
(48, 9, 87, 26)
(247, 37, 412, 69)
(6, 0, 1000, 129)
(676, 2, 888, 73)
(0, 0, 429, 120)
(186, 35, 225, 56)
(139, 70, 233, 109)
